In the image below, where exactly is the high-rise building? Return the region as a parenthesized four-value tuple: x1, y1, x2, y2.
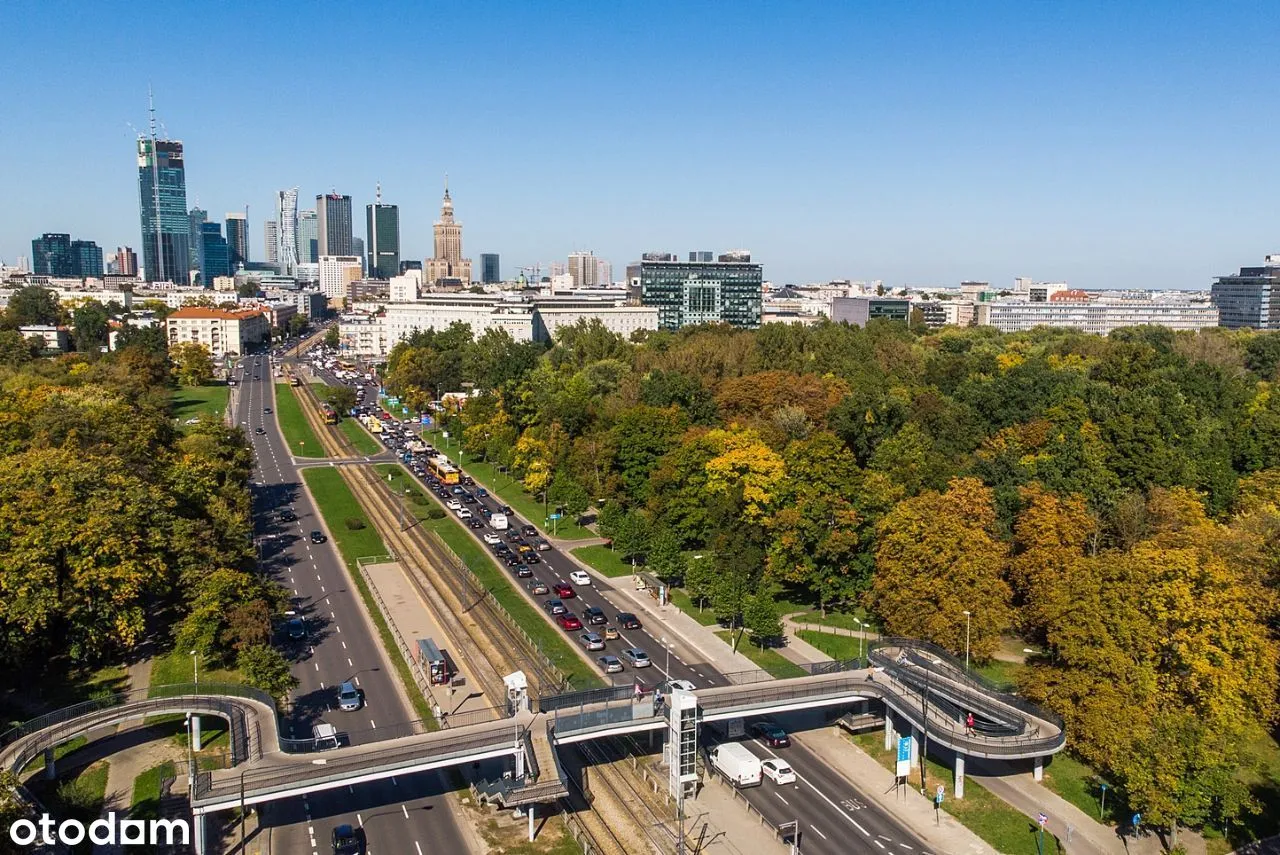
(297, 210, 318, 264)
(199, 222, 231, 283)
(318, 255, 363, 301)
(636, 251, 763, 329)
(277, 189, 299, 275)
(225, 212, 248, 270)
(188, 208, 207, 280)
(1211, 257, 1280, 330)
(480, 253, 500, 284)
(263, 221, 279, 266)
(366, 185, 400, 280)
(31, 233, 72, 276)
(317, 193, 353, 257)
(71, 240, 104, 278)
(568, 251, 599, 288)
(115, 247, 139, 277)
(353, 239, 366, 275)
(597, 259, 613, 286)
(400, 259, 423, 274)
(425, 179, 472, 287)
(136, 111, 191, 283)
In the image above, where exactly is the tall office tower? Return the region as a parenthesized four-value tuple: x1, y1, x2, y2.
(318, 255, 363, 301)
(199, 222, 231, 283)
(480, 253, 500, 284)
(425, 179, 472, 286)
(70, 240, 104, 278)
(1212, 257, 1280, 330)
(596, 259, 613, 286)
(225, 212, 249, 270)
(31, 233, 72, 275)
(264, 220, 279, 266)
(365, 184, 401, 279)
(297, 209, 318, 264)
(317, 193, 353, 257)
(116, 246, 139, 277)
(568, 251, 599, 288)
(136, 95, 190, 282)
(188, 208, 207, 277)
(277, 188, 299, 275)
(352, 238, 366, 276)
(637, 250, 763, 329)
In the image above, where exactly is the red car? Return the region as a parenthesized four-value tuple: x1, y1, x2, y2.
(553, 583, 576, 599)
(556, 613, 583, 631)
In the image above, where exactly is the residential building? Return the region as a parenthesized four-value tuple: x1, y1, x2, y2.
(225, 212, 249, 270)
(277, 188, 299, 275)
(832, 296, 911, 326)
(296, 209, 318, 264)
(137, 136, 190, 283)
(19, 325, 71, 352)
(199, 222, 231, 283)
(980, 294, 1219, 334)
(1212, 257, 1280, 330)
(296, 290, 327, 318)
(385, 295, 532, 345)
(31, 233, 72, 276)
(317, 193, 353, 257)
(338, 315, 389, 357)
(318, 255, 363, 302)
(263, 220, 279, 266)
(425, 180, 472, 287)
(480, 253, 500, 284)
(531, 299, 659, 341)
(165, 305, 270, 359)
(366, 186, 400, 280)
(390, 270, 421, 302)
(918, 300, 977, 329)
(636, 251, 763, 329)
(1012, 277, 1069, 302)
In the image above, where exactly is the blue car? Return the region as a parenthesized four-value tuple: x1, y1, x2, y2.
(476, 488, 488, 498)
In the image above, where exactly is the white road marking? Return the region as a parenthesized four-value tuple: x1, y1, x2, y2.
(371, 719, 376, 728)
(754, 742, 871, 837)
(874, 841, 886, 850)
(341, 641, 347, 649)
(415, 843, 424, 855)
(356, 813, 364, 827)
(812, 826, 828, 840)
(774, 792, 789, 805)
(314, 663, 319, 671)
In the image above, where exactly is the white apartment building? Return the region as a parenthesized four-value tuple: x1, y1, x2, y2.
(980, 297, 1219, 334)
(318, 255, 363, 301)
(339, 315, 389, 357)
(390, 270, 421, 302)
(385, 296, 536, 345)
(166, 306, 270, 360)
(532, 301, 659, 340)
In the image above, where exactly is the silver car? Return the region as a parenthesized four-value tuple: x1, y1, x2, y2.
(579, 632, 605, 651)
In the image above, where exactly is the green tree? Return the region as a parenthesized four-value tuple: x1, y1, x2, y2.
(743, 589, 783, 649)
(0, 329, 37, 366)
(325, 385, 358, 414)
(683, 554, 717, 612)
(237, 644, 299, 699)
(610, 405, 688, 503)
(287, 314, 309, 337)
(72, 300, 110, 352)
(4, 285, 61, 326)
(237, 280, 260, 298)
(547, 473, 590, 524)
(170, 341, 214, 386)
(324, 326, 340, 348)
(645, 527, 685, 581)
(612, 509, 651, 565)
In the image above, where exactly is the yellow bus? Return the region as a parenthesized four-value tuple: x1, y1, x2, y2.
(361, 414, 383, 434)
(427, 454, 460, 485)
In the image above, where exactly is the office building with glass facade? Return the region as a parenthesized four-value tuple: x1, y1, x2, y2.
(31, 233, 72, 276)
(225, 212, 248, 270)
(71, 240, 104, 278)
(199, 222, 231, 283)
(366, 200, 400, 279)
(317, 194, 353, 257)
(297, 210, 318, 264)
(1212, 258, 1280, 330)
(481, 253, 500, 284)
(637, 252, 762, 329)
(137, 138, 191, 283)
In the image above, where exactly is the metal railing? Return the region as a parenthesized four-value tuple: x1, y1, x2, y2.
(539, 684, 635, 713)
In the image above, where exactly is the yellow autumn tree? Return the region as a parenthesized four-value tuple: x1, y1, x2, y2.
(703, 426, 786, 520)
(1009, 484, 1096, 640)
(868, 477, 1012, 658)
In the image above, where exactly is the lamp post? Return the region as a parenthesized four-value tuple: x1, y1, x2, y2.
(191, 650, 199, 687)
(663, 637, 671, 677)
(962, 610, 972, 674)
(853, 618, 865, 665)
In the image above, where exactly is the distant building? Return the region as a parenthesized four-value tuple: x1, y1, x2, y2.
(399, 259, 423, 275)
(188, 208, 207, 273)
(137, 135, 190, 283)
(425, 180, 472, 287)
(352, 238, 365, 276)
(296, 290, 327, 318)
(199, 222, 231, 283)
(296, 209, 319, 264)
(366, 186, 400, 280)
(263, 220, 279, 266)
(832, 296, 911, 327)
(390, 270, 422, 302)
(1212, 257, 1280, 330)
(568, 251, 600, 288)
(532, 298, 659, 341)
(480, 253, 500, 284)
(225, 212, 249, 270)
(71, 241, 104, 279)
(918, 300, 976, 329)
(318, 255, 363, 302)
(688, 251, 714, 263)
(19, 325, 71, 352)
(276, 189, 300, 275)
(636, 252, 763, 329)
(31, 233, 72, 276)
(980, 295, 1218, 334)
(317, 193, 354, 257)
(115, 246, 139, 277)
(165, 305, 270, 360)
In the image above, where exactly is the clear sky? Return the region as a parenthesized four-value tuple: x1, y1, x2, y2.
(2, 0, 1278, 288)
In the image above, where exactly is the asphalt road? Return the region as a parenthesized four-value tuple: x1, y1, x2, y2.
(233, 357, 467, 855)
(305, 358, 938, 855)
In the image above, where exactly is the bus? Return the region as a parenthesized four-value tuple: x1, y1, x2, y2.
(426, 454, 460, 485)
(361, 414, 383, 434)
(338, 360, 356, 372)
(290, 376, 302, 387)
(320, 402, 338, 425)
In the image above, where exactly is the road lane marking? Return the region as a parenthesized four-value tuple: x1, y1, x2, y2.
(812, 826, 828, 840)
(753, 742, 871, 837)
(874, 841, 885, 850)
(371, 719, 376, 728)
(341, 641, 347, 649)
(348, 658, 354, 667)
(356, 813, 363, 826)
(314, 663, 319, 671)
(774, 793, 789, 805)
(415, 843, 424, 855)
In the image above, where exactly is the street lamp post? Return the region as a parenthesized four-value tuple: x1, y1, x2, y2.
(191, 650, 199, 687)
(853, 618, 865, 665)
(663, 637, 670, 676)
(963, 610, 972, 673)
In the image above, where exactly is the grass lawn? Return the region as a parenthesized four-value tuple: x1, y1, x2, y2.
(973, 659, 1024, 692)
(338, 417, 382, 455)
(376, 464, 605, 691)
(1042, 752, 1124, 826)
(24, 736, 87, 774)
(130, 760, 176, 820)
(30, 760, 110, 850)
(797, 629, 867, 663)
(669, 587, 720, 627)
(274, 383, 324, 457)
(172, 383, 230, 428)
(715, 631, 807, 679)
(149, 650, 244, 695)
(301, 467, 436, 726)
(419, 428, 595, 539)
(793, 609, 875, 632)
(848, 730, 1063, 855)
(570, 545, 634, 578)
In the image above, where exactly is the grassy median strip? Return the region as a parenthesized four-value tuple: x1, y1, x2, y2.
(338, 417, 382, 455)
(301, 467, 438, 727)
(274, 384, 324, 457)
(376, 464, 605, 690)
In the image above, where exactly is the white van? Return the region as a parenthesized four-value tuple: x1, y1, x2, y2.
(490, 513, 509, 530)
(708, 742, 762, 788)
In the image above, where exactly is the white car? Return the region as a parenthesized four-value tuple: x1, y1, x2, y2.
(569, 570, 591, 586)
(483, 533, 501, 545)
(761, 758, 796, 785)
(457, 508, 473, 519)
(446, 500, 462, 511)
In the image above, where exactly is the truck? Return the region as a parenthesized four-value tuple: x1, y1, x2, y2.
(707, 742, 762, 788)
(489, 513, 509, 531)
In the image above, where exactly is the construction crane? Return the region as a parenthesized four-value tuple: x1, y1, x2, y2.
(517, 264, 542, 285)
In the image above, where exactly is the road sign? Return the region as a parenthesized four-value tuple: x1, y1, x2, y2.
(1038, 813, 1048, 826)
(935, 785, 944, 804)
(420, 415, 432, 425)
(549, 513, 562, 520)
(896, 736, 912, 777)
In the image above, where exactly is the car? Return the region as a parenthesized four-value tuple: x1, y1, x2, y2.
(527, 579, 550, 595)
(437, 488, 451, 499)
(468, 517, 484, 529)
(553, 583, 576, 599)
(617, 612, 641, 630)
(603, 624, 619, 640)
(501, 505, 514, 515)
(598, 654, 624, 673)
(310, 530, 326, 544)
(535, 538, 552, 551)
(450, 485, 464, 495)
(483, 533, 501, 545)
(504, 554, 521, 567)
(337, 681, 362, 711)
(480, 507, 493, 518)
(582, 606, 607, 625)
(456, 508, 474, 520)
(521, 524, 537, 537)
(446, 499, 462, 511)
(658, 679, 696, 693)
(522, 551, 541, 564)
(543, 599, 567, 615)
(476, 488, 488, 498)
(761, 758, 796, 785)
(253, 375, 260, 380)
(461, 476, 475, 486)
(494, 543, 511, 555)
(285, 616, 306, 639)
(254, 427, 266, 434)
(509, 536, 528, 548)
(557, 613, 583, 631)
(331, 822, 366, 854)
(621, 648, 651, 668)
(750, 719, 791, 748)
(279, 508, 297, 522)
(569, 570, 591, 586)
(263, 407, 273, 414)
(579, 632, 605, 651)
(515, 564, 533, 578)
(462, 494, 476, 504)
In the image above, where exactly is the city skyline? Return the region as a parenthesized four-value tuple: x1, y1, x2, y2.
(5, 2, 1280, 288)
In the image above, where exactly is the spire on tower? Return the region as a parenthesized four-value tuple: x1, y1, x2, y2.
(443, 174, 450, 200)
(148, 84, 156, 138)
(376, 182, 382, 205)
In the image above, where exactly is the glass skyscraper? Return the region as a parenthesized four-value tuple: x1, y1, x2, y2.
(199, 222, 231, 283)
(297, 210, 318, 264)
(366, 190, 400, 280)
(225, 212, 249, 270)
(137, 138, 191, 283)
(481, 253, 500, 284)
(71, 240, 104, 278)
(637, 252, 763, 329)
(31, 233, 72, 276)
(317, 193, 353, 257)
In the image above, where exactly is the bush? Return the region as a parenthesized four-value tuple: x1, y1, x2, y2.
(344, 517, 366, 530)
(427, 507, 446, 520)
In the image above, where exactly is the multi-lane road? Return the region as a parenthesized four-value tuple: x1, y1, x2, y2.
(233, 357, 467, 855)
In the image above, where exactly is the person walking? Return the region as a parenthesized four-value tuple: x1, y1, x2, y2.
(965, 712, 975, 736)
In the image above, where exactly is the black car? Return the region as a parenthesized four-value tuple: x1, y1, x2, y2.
(504, 554, 521, 567)
(263, 407, 273, 414)
(523, 551, 541, 564)
(505, 531, 522, 542)
(461, 475, 475, 486)
(437, 488, 451, 499)
(279, 509, 297, 522)
(462, 494, 476, 504)
(617, 612, 641, 630)
(501, 505, 514, 515)
(331, 823, 365, 854)
(468, 517, 485, 529)
(310, 530, 326, 544)
(521, 524, 537, 537)
(583, 606, 607, 625)
(750, 719, 791, 748)
(492, 543, 510, 555)
(515, 564, 533, 578)
(254, 427, 266, 435)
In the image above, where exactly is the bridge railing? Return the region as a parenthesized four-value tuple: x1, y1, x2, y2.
(722, 657, 865, 686)
(538, 684, 635, 713)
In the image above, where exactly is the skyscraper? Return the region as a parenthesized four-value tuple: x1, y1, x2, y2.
(568, 251, 600, 288)
(225, 212, 248, 270)
(115, 247, 139, 277)
(317, 193, 353, 257)
(136, 97, 190, 283)
(264, 221, 279, 266)
(31, 233, 72, 276)
(352, 238, 365, 276)
(366, 185, 400, 280)
(425, 179, 472, 286)
(70, 240, 104, 278)
(277, 188, 299, 275)
(297, 210, 318, 264)
(188, 208, 207, 279)
(199, 222, 231, 283)
(480, 253, 500, 284)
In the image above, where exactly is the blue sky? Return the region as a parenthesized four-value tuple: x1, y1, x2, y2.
(2, 0, 1277, 288)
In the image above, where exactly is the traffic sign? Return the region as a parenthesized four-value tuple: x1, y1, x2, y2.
(549, 513, 562, 520)
(896, 736, 912, 777)
(1038, 813, 1048, 826)
(935, 785, 944, 804)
